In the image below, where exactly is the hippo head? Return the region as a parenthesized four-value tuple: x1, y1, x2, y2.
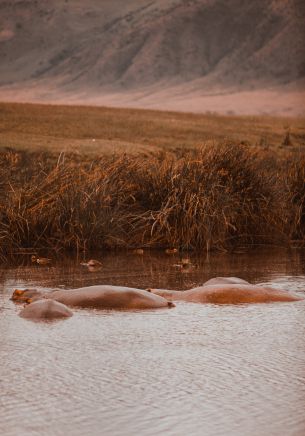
(11, 288, 44, 303)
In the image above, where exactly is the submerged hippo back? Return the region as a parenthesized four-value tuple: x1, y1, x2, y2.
(19, 299, 73, 320)
(48, 285, 174, 310)
(202, 277, 250, 286)
(185, 284, 302, 304)
(124, 288, 175, 309)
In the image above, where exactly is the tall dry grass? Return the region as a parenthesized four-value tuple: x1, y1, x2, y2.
(0, 143, 304, 259)
(286, 152, 305, 242)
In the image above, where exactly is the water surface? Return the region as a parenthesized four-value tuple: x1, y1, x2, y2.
(1, 249, 305, 436)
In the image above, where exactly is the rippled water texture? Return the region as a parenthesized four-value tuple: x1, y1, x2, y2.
(1, 249, 305, 436)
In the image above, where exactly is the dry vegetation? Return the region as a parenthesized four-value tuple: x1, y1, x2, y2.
(0, 102, 304, 260)
(0, 141, 304, 260)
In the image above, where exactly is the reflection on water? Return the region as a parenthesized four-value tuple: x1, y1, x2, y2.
(1, 249, 305, 436)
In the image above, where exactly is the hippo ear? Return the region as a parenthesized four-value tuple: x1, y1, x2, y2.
(146, 288, 152, 293)
(168, 302, 175, 308)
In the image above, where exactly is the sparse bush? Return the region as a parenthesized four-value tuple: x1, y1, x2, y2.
(282, 129, 292, 146)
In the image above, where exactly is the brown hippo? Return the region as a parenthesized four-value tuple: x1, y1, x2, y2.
(148, 278, 302, 304)
(19, 299, 73, 320)
(12, 285, 175, 310)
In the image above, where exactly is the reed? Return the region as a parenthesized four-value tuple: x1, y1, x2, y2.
(286, 153, 305, 242)
(0, 143, 304, 259)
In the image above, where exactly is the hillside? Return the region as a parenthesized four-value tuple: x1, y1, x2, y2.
(0, 0, 304, 115)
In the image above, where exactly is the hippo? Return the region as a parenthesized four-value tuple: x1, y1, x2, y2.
(12, 285, 175, 310)
(148, 277, 302, 304)
(19, 299, 73, 320)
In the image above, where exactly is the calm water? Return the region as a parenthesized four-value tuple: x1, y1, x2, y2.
(1, 249, 305, 436)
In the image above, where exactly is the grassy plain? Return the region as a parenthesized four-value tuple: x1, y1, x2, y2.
(0, 102, 305, 155)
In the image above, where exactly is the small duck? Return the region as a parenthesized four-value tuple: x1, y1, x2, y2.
(31, 255, 52, 265)
(80, 259, 102, 267)
(132, 249, 144, 255)
(165, 248, 178, 254)
(173, 258, 194, 271)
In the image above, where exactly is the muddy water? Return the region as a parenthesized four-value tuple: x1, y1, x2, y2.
(1, 249, 305, 436)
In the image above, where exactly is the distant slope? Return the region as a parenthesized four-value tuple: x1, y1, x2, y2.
(0, 0, 304, 115)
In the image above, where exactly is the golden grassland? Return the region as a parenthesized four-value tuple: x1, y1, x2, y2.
(0, 101, 305, 155)
(0, 102, 304, 259)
